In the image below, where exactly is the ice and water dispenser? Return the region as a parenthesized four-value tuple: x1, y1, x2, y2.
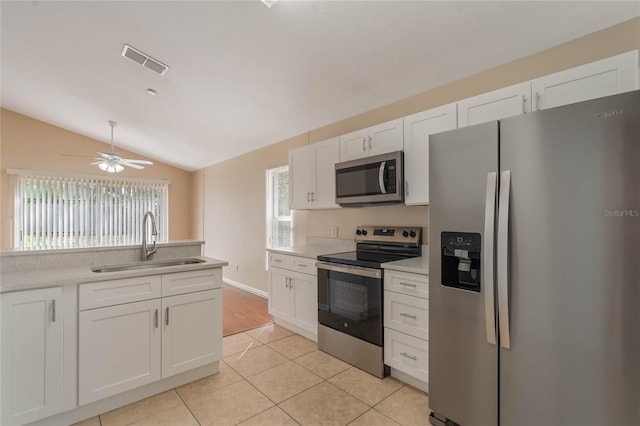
(441, 232, 481, 292)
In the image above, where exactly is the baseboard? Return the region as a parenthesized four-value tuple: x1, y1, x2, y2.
(389, 367, 429, 393)
(223, 277, 268, 298)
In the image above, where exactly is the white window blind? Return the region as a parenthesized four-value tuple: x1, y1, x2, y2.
(12, 172, 168, 250)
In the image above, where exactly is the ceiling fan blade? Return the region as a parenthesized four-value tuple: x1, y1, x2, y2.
(98, 151, 122, 160)
(89, 161, 103, 165)
(120, 161, 145, 170)
(121, 159, 154, 165)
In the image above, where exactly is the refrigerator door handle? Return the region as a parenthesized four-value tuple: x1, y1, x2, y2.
(483, 172, 497, 345)
(498, 170, 511, 349)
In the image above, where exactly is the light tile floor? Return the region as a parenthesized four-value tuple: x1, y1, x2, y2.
(74, 324, 430, 426)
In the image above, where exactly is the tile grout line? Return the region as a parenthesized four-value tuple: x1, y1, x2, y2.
(239, 376, 303, 426)
(174, 387, 202, 426)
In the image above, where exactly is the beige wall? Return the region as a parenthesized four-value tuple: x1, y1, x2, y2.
(199, 17, 640, 294)
(0, 109, 193, 249)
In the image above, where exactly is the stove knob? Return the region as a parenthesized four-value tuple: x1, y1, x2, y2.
(402, 230, 409, 238)
(361, 230, 368, 236)
(410, 230, 417, 238)
(356, 229, 362, 236)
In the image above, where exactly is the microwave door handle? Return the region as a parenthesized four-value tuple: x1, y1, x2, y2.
(378, 161, 387, 194)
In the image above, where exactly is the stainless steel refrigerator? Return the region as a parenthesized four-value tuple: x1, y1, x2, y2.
(428, 90, 640, 426)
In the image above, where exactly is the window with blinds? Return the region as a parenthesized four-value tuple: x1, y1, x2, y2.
(12, 172, 169, 250)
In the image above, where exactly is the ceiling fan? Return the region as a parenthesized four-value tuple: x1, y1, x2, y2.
(91, 121, 153, 173)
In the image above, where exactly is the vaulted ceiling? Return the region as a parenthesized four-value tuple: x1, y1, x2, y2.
(2, 1, 638, 171)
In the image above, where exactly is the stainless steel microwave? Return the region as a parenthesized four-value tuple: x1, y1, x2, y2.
(335, 151, 404, 206)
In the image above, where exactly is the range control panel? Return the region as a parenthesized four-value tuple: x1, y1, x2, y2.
(354, 226, 421, 247)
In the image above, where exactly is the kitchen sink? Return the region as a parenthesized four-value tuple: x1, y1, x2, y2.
(91, 258, 206, 273)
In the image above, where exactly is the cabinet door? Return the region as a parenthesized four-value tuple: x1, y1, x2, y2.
(368, 118, 404, 156)
(339, 128, 370, 161)
(268, 268, 292, 319)
(384, 290, 429, 341)
(290, 272, 317, 335)
(532, 50, 639, 111)
(162, 289, 222, 378)
(457, 82, 531, 127)
(79, 299, 161, 405)
(384, 328, 429, 383)
(1, 288, 63, 425)
(289, 145, 314, 210)
(311, 137, 340, 209)
(404, 103, 457, 205)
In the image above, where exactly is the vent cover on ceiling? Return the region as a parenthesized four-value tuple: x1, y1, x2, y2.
(121, 44, 169, 76)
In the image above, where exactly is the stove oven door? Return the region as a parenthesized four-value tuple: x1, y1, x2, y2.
(316, 262, 383, 346)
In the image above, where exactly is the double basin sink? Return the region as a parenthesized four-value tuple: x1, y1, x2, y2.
(91, 258, 205, 273)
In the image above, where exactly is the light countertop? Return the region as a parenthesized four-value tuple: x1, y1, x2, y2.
(382, 256, 429, 275)
(267, 238, 355, 259)
(0, 256, 227, 294)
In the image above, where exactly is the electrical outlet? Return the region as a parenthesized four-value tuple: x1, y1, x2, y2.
(235, 264, 239, 272)
(331, 226, 338, 238)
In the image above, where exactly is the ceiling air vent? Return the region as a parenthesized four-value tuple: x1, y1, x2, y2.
(121, 44, 169, 76)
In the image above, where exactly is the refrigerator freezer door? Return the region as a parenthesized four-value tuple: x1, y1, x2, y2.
(429, 122, 499, 426)
(499, 90, 640, 425)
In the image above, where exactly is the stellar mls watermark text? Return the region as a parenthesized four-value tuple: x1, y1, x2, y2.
(604, 209, 639, 217)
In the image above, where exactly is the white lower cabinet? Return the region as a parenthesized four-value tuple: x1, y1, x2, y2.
(161, 289, 222, 378)
(384, 328, 429, 383)
(268, 252, 317, 339)
(78, 269, 222, 405)
(383, 268, 429, 390)
(1, 287, 63, 425)
(79, 299, 162, 405)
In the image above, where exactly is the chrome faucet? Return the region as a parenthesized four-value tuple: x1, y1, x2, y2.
(142, 211, 158, 261)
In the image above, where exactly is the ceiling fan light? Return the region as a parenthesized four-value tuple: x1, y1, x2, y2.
(114, 163, 124, 173)
(98, 162, 109, 172)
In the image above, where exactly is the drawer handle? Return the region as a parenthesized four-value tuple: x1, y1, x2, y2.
(400, 282, 417, 288)
(51, 300, 56, 323)
(400, 352, 417, 361)
(273, 259, 283, 263)
(154, 309, 159, 328)
(297, 264, 307, 268)
(165, 307, 170, 326)
(400, 313, 417, 320)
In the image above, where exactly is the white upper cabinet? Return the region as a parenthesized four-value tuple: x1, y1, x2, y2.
(532, 50, 639, 111)
(289, 137, 340, 210)
(1, 287, 63, 426)
(312, 138, 341, 209)
(289, 145, 314, 210)
(403, 103, 457, 205)
(457, 82, 531, 128)
(340, 118, 403, 161)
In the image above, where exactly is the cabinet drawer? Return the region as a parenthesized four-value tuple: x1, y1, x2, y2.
(269, 252, 291, 269)
(162, 269, 220, 297)
(290, 256, 317, 276)
(384, 328, 428, 383)
(79, 276, 161, 310)
(384, 291, 428, 340)
(384, 270, 428, 299)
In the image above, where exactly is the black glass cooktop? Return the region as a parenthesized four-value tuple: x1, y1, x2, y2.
(317, 250, 418, 269)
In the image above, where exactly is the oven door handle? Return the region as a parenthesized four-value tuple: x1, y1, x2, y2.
(315, 261, 382, 279)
